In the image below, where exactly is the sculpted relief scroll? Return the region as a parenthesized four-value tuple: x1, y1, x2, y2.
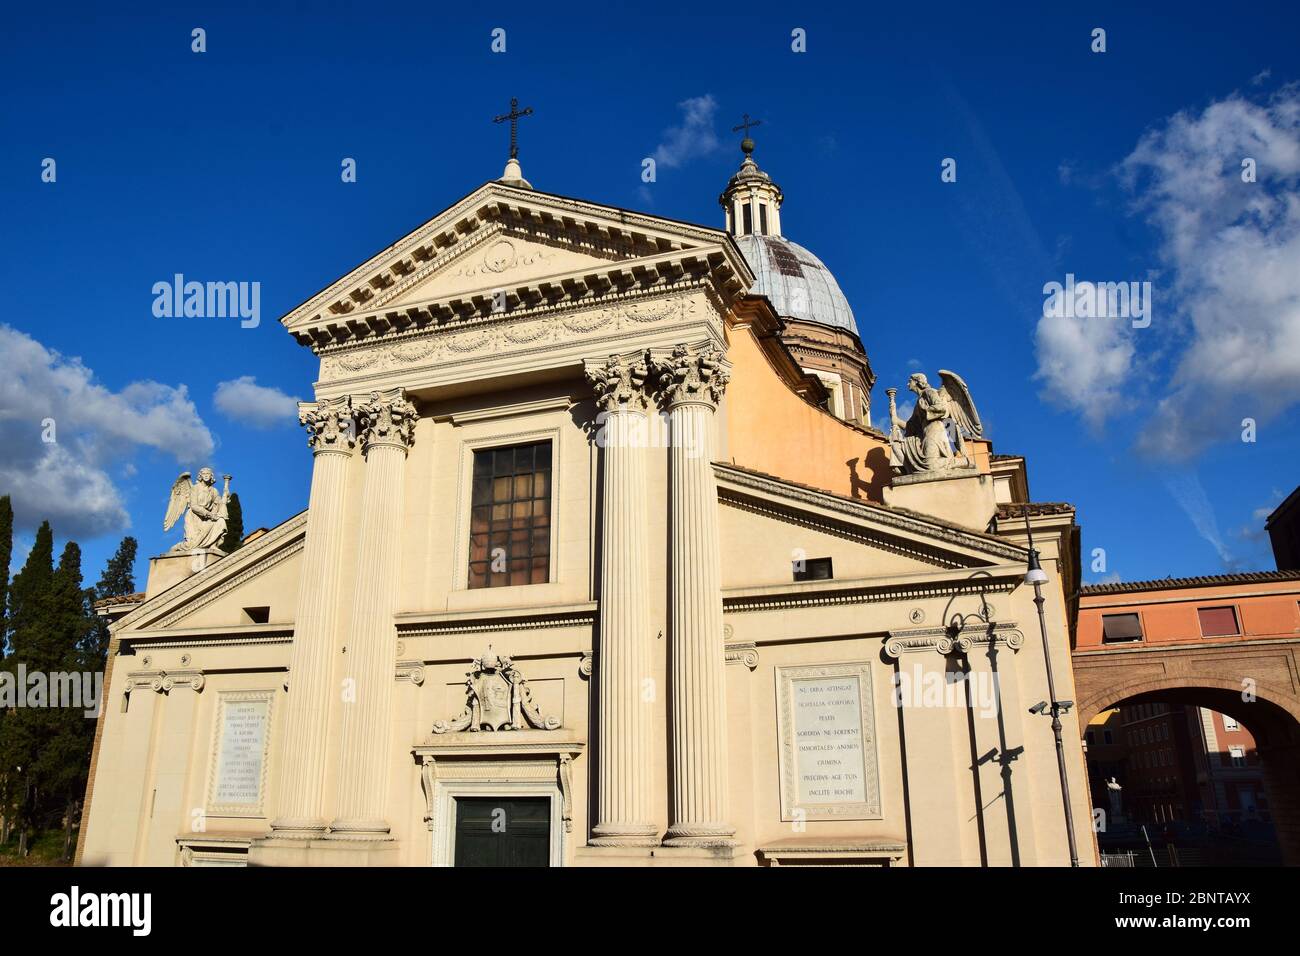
(318, 294, 704, 383)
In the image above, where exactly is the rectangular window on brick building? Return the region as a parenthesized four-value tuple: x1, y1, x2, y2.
(1197, 605, 1239, 637)
(1101, 612, 1143, 643)
(468, 441, 552, 589)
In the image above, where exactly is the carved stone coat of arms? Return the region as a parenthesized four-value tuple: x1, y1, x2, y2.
(432, 649, 561, 734)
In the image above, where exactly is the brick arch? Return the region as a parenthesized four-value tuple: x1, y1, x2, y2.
(1078, 675, 1300, 741)
(1074, 664, 1300, 864)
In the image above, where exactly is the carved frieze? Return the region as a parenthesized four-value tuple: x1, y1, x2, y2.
(318, 295, 702, 382)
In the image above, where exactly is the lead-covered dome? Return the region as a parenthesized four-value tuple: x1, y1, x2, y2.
(719, 139, 858, 335)
(733, 233, 857, 334)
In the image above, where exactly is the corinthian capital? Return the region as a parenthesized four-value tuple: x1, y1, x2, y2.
(299, 397, 355, 453)
(354, 388, 416, 451)
(651, 343, 731, 409)
(584, 352, 653, 413)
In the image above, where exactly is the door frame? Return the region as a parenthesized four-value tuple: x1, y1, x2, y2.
(434, 778, 564, 867)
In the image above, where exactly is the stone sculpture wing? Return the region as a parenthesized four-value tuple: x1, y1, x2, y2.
(937, 370, 983, 439)
(163, 473, 191, 531)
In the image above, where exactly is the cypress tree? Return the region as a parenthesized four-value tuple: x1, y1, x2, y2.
(87, 537, 137, 668)
(0, 495, 12, 654)
(44, 542, 95, 859)
(6, 522, 54, 662)
(220, 492, 244, 553)
(0, 522, 55, 855)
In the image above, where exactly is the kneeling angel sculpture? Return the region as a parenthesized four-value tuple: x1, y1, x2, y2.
(164, 468, 232, 553)
(887, 370, 983, 476)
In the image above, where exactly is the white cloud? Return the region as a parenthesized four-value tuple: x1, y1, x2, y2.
(0, 324, 214, 537)
(1121, 87, 1300, 460)
(1034, 86, 1300, 459)
(213, 376, 299, 428)
(651, 95, 721, 170)
(1033, 307, 1136, 429)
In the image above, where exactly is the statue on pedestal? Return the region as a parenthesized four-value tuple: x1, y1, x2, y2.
(163, 468, 232, 553)
(1107, 776, 1124, 822)
(886, 370, 983, 477)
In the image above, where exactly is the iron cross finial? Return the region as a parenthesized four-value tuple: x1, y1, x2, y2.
(493, 97, 534, 160)
(732, 113, 763, 155)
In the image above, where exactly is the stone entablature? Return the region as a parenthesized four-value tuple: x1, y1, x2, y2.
(314, 290, 726, 395)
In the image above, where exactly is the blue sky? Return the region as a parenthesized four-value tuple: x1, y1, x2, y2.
(2, 1, 1298, 589)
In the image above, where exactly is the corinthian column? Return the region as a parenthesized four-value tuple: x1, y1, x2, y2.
(270, 397, 355, 838)
(585, 353, 659, 846)
(653, 343, 736, 847)
(329, 388, 416, 840)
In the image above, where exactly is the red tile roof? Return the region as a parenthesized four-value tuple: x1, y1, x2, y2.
(1080, 569, 1300, 596)
(996, 501, 1075, 518)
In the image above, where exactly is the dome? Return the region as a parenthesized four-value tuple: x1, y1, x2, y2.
(734, 233, 858, 335)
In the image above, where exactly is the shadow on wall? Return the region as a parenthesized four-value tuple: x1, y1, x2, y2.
(846, 446, 892, 502)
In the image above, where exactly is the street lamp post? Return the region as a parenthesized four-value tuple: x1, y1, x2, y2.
(1023, 506, 1081, 867)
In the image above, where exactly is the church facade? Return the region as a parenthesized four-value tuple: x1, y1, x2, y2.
(78, 137, 1094, 867)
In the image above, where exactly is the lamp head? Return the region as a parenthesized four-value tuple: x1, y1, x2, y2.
(1025, 547, 1049, 585)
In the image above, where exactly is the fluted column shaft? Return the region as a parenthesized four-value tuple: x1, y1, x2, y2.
(271, 398, 354, 836)
(654, 345, 736, 847)
(586, 355, 658, 846)
(330, 389, 415, 840)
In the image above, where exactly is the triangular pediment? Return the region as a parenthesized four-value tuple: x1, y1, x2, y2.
(280, 181, 753, 348)
(383, 228, 613, 307)
(113, 512, 306, 634)
(714, 463, 1027, 586)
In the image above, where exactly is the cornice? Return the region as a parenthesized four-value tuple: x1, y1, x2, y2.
(723, 571, 1021, 614)
(713, 463, 1027, 564)
(394, 601, 598, 638)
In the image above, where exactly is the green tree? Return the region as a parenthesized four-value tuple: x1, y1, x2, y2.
(42, 542, 95, 859)
(86, 536, 137, 668)
(220, 492, 244, 553)
(0, 495, 12, 653)
(0, 521, 55, 855)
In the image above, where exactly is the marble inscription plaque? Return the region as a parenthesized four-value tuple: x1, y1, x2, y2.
(792, 677, 867, 803)
(209, 691, 272, 815)
(776, 662, 880, 820)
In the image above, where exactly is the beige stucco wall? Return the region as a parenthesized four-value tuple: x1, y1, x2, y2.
(79, 185, 1093, 868)
(81, 389, 1092, 867)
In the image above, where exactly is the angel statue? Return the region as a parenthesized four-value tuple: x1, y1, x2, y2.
(164, 468, 232, 553)
(886, 371, 983, 477)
